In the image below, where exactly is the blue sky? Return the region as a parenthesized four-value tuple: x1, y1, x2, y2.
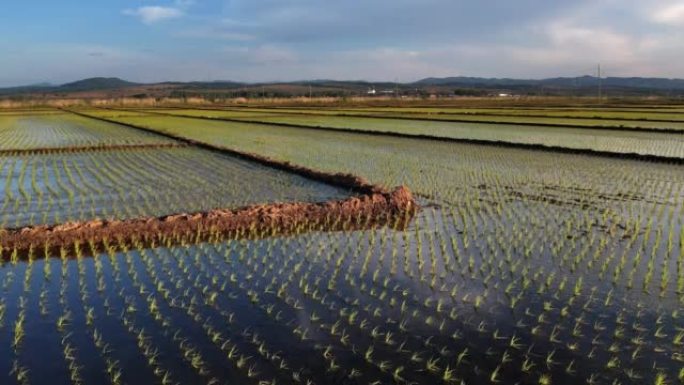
(1, 0, 683, 86)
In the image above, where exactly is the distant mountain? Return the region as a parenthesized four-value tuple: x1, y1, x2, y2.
(2, 75, 684, 98)
(595, 77, 684, 90)
(26, 82, 54, 88)
(0, 77, 141, 96)
(413, 76, 684, 90)
(0, 82, 55, 95)
(58, 77, 140, 92)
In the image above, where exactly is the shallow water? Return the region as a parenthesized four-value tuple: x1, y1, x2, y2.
(0, 148, 352, 228)
(1, 110, 683, 384)
(1, 201, 681, 385)
(0, 114, 175, 150)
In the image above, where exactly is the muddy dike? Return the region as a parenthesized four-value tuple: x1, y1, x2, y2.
(66, 108, 386, 194)
(0, 186, 417, 260)
(0, 108, 418, 260)
(0, 142, 186, 156)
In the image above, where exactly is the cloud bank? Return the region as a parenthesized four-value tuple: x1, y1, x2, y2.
(1, 0, 683, 86)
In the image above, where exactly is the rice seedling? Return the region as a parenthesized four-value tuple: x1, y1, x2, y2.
(144, 105, 684, 131)
(0, 146, 350, 229)
(113, 107, 684, 159)
(1, 106, 683, 384)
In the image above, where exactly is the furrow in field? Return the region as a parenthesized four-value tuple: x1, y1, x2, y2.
(0, 146, 353, 228)
(2, 105, 683, 385)
(102, 107, 684, 161)
(160, 105, 684, 132)
(0, 113, 177, 150)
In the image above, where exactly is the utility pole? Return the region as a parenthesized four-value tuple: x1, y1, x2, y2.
(309, 84, 312, 99)
(597, 63, 602, 103)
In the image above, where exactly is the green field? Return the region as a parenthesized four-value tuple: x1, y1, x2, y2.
(109, 108, 684, 159)
(0, 111, 352, 229)
(336, 106, 684, 122)
(1, 106, 683, 385)
(156, 106, 684, 130)
(0, 114, 176, 150)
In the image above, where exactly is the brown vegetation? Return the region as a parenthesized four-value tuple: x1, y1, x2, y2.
(3, 94, 683, 110)
(1, 109, 418, 260)
(0, 186, 417, 260)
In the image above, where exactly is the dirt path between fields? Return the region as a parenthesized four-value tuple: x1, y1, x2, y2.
(0, 109, 418, 260)
(1, 186, 416, 260)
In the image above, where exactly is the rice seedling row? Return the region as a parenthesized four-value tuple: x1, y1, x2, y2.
(322, 107, 684, 124)
(1, 191, 681, 384)
(0, 114, 176, 150)
(83, 110, 684, 306)
(0, 147, 350, 228)
(294, 105, 684, 114)
(153, 106, 684, 131)
(113, 109, 684, 159)
(0, 142, 187, 156)
(1, 107, 683, 384)
(82, 109, 684, 211)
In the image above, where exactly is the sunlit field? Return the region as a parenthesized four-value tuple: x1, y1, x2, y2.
(1, 105, 682, 385)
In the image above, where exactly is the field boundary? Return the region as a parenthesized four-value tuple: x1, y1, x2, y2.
(0, 142, 187, 156)
(0, 108, 419, 259)
(0, 186, 415, 260)
(293, 107, 684, 126)
(0, 112, 66, 117)
(111, 107, 684, 164)
(66, 108, 392, 193)
(169, 105, 684, 134)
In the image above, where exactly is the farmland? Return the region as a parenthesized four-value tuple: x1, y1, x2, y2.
(101, 107, 684, 159)
(134, 106, 684, 131)
(0, 114, 177, 151)
(1, 104, 683, 385)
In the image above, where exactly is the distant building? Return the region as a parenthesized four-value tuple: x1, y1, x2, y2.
(367, 88, 376, 95)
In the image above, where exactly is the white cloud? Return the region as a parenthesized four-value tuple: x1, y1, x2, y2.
(652, 2, 684, 25)
(123, 6, 184, 24)
(5, 0, 684, 85)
